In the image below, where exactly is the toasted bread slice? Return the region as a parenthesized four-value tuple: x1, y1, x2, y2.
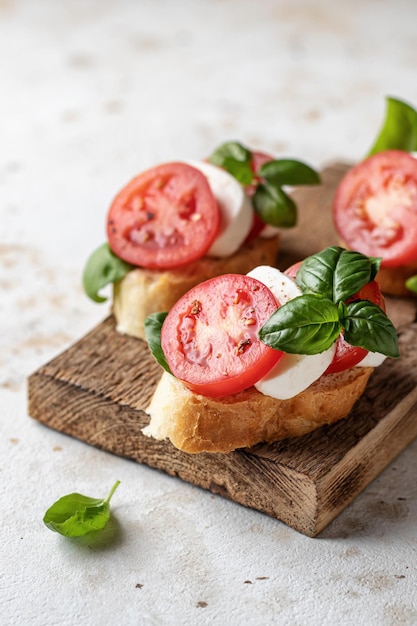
(143, 366, 374, 454)
(112, 235, 280, 339)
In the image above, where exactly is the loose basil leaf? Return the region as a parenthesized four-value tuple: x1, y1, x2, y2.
(208, 141, 253, 185)
(367, 96, 417, 157)
(144, 311, 172, 374)
(259, 159, 321, 187)
(252, 183, 297, 228)
(259, 294, 341, 355)
(405, 274, 417, 294)
(296, 246, 381, 302)
(43, 481, 120, 537)
(83, 243, 133, 303)
(343, 301, 399, 357)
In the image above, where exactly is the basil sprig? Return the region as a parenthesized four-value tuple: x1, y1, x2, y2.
(82, 243, 133, 303)
(144, 311, 172, 373)
(209, 141, 320, 228)
(43, 481, 120, 537)
(260, 246, 399, 358)
(296, 246, 380, 302)
(367, 96, 417, 157)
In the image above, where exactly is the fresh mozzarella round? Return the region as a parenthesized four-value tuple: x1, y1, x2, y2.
(185, 160, 252, 257)
(247, 266, 336, 400)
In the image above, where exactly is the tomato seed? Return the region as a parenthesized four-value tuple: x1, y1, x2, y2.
(236, 338, 252, 354)
(190, 300, 202, 315)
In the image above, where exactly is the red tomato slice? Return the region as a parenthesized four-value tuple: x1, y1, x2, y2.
(346, 279, 386, 311)
(161, 274, 283, 398)
(325, 280, 385, 374)
(333, 150, 417, 268)
(244, 213, 266, 243)
(324, 337, 368, 374)
(106, 162, 220, 269)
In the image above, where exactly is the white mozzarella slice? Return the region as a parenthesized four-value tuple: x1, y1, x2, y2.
(247, 265, 336, 400)
(185, 160, 253, 257)
(254, 348, 336, 400)
(246, 265, 301, 303)
(356, 351, 386, 367)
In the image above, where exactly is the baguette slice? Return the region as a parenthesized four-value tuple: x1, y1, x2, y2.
(113, 234, 280, 339)
(143, 366, 374, 454)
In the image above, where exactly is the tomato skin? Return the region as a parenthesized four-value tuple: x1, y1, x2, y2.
(106, 162, 220, 270)
(333, 150, 417, 268)
(161, 274, 283, 398)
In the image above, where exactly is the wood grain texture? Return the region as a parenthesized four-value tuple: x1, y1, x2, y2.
(27, 163, 417, 537)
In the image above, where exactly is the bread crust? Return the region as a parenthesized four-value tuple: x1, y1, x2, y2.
(376, 260, 417, 297)
(112, 235, 280, 339)
(143, 366, 374, 454)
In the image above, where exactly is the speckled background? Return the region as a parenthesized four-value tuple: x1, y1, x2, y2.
(1, 1, 417, 624)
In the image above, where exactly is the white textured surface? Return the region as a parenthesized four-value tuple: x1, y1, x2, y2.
(1, 1, 417, 624)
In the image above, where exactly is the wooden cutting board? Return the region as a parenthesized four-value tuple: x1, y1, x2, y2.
(27, 163, 417, 537)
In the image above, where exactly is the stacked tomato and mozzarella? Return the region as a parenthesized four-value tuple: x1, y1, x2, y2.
(247, 266, 386, 399)
(107, 159, 278, 271)
(160, 265, 387, 402)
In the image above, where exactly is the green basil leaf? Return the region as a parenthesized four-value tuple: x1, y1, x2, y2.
(333, 250, 382, 302)
(296, 246, 343, 300)
(296, 246, 381, 302)
(405, 274, 417, 294)
(252, 182, 297, 228)
(43, 481, 120, 537)
(259, 294, 341, 355)
(259, 159, 321, 186)
(82, 243, 133, 303)
(343, 301, 399, 357)
(367, 96, 417, 157)
(144, 312, 172, 374)
(369, 256, 382, 281)
(208, 141, 253, 185)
